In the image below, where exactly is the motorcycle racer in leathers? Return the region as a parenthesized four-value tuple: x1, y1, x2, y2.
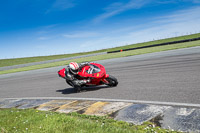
(65, 62, 90, 92)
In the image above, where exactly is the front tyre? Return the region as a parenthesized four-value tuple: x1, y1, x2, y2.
(105, 75, 118, 87)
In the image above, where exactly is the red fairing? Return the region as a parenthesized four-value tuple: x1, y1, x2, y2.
(58, 68, 66, 78)
(77, 63, 107, 85)
(105, 74, 109, 78)
(58, 62, 118, 90)
(78, 63, 106, 78)
(58, 63, 111, 86)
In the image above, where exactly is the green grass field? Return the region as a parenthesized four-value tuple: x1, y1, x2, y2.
(0, 108, 176, 133)
(0, 33, 200, 67)
(0, 51, 104, 68)
(106, 33, 200, 52)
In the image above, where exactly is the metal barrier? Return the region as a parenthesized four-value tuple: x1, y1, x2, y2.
(107, 37, 200, 53)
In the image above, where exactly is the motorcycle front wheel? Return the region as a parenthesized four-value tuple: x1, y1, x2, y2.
(105, 75, 118, 87)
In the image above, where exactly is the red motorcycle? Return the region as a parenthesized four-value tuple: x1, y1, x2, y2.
(58, 63, 118, 92)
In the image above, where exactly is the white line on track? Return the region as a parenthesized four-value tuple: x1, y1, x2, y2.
(2, 97, 200, 108)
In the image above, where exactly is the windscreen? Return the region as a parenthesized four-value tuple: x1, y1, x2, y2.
(86, 64, 101, 74)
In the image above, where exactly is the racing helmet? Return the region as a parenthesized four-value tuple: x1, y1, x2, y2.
(69, 62, 79, 74)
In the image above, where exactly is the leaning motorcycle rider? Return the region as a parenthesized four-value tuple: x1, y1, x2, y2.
(65, 62, 90, 92)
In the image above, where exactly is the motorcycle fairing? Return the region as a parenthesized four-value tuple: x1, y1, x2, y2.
(58, 68, 66, 79)
(78, 63, 106, 79)
(58, 63, 112, 86)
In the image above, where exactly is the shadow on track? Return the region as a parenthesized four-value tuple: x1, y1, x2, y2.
(56, 86, 109, 94)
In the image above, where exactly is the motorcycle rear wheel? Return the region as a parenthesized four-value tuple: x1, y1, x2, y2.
(105, 75, 118, 87)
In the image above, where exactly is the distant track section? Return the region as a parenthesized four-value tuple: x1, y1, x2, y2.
(0, 52, 107, 71)
(1, 36, 200, 71)
(108, 37, 200, 53)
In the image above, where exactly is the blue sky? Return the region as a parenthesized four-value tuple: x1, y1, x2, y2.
(1, 0, 200, 59)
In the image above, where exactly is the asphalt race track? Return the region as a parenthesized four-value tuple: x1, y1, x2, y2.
(0, 47, 200, 105)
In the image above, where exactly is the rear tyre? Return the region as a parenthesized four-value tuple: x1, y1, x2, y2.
(105, 75, 118, 87)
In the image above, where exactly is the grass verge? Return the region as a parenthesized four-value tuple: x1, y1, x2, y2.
(106, 33, 200, 52)
(0, 40, 200, 75)
(0, 52, 105, 68)
(1, 33, 200, 67)
(0, 108, 176, 133)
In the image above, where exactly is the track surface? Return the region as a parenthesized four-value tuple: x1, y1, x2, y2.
(1, 47, 200, 104)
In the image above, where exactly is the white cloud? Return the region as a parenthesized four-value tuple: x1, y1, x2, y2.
(79, 6, 200, 51)
(155, 0, 200, 4)
(38, 37, 49, 40)
(92, 0, 200, 24)
(193, 0, 200, 3)
(155, 7, 200, 24)
(155, 0, 177, 4)
(127, 6, 200, 41)
(45, 0, 76, 13)
(63, 31, 99, 38)
(182, 0, 200, 3)
(93, 0, 150, 23)
(53, 0, 75, 10)
(123, 7, 200, 42)
(80, 37, 113, 48)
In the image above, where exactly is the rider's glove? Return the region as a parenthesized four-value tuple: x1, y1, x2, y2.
(86, 79, 91, 83)
(83, 79, 90, 83)
(80, 62, 88, 65)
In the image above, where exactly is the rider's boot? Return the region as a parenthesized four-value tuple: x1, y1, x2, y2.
(73, 79, 90, 93)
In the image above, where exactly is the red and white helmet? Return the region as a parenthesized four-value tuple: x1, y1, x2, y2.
(69, 62, 79, 74)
